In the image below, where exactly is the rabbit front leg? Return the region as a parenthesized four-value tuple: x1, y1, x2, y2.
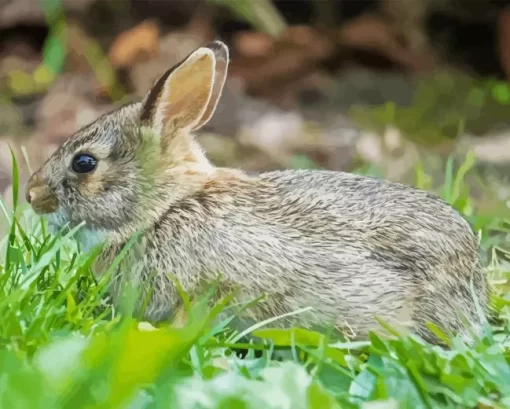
(90, 238, 179, 323)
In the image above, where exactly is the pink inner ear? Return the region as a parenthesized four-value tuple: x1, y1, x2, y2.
(192, 58, 228, 132)
(152, 52, 216, 133)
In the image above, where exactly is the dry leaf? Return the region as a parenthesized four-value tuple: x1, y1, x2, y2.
(109, 19, 160, 68)
(234, 31, 274, 58)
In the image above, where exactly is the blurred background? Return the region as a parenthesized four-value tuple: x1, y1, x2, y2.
(1, 0, 510, 218)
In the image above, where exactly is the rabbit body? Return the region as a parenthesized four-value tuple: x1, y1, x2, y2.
(93, 164, 488, 342)
(25, 41, 489, 343)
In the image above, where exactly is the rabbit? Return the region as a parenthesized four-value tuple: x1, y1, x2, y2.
(25, 40, 490, 345)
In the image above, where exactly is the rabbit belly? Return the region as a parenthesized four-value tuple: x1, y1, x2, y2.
(231, 262, 418, 341)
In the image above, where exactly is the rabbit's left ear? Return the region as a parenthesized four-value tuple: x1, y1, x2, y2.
(140, 41, 229, 137)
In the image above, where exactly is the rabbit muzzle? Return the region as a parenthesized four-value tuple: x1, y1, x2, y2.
(25, 173, 59, 214)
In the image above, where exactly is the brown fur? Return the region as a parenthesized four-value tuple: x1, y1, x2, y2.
(25, 41, 491, 344)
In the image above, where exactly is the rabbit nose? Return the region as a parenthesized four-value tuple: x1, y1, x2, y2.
(26, 183, 34, 204)
(25, 174, 40, 204)
(25, 174, 59, 214)
(26, 176, 34, 204)
(26, 188, 39, 204)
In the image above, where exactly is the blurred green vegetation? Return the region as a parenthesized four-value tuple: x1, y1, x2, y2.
(6, 0, 127, 102)
(351, 71, 510, 144)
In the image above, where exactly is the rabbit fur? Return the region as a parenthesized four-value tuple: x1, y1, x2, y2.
(25, 41, 490, 344)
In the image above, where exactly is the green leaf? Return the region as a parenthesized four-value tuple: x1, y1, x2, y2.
(9, 145, 19, 211)
(253, 327, 326, 347)
(42, 33, 67, 75)
(491, 83, 510, 104)
(0, 350, 55, 409)
(307, 381, 342, 409)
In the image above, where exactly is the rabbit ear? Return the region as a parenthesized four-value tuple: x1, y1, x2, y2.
(190, 41, 229, 131)
(140, 44, 217, 137)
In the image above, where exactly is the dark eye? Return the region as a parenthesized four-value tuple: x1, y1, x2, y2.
(72, 153, 97, 174)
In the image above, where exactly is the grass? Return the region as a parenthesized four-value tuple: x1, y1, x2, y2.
(1, 150, 510, 409)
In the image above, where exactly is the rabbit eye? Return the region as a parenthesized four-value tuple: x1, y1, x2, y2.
(72, 153, 97, 174)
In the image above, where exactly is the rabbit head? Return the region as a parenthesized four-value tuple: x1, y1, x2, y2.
(25, 41, 229, 246)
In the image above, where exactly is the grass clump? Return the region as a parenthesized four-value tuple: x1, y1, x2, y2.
(0, 151, 509, 409)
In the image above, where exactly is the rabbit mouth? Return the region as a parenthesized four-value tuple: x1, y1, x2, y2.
(44, 208, 109, 251)
(44, 207, 71, 233)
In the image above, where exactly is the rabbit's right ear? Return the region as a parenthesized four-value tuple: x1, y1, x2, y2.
(140, 41, 229, 139)
(190, 41, 229, 131)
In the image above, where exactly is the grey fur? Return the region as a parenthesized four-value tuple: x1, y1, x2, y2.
(25, 42, 490, 345)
